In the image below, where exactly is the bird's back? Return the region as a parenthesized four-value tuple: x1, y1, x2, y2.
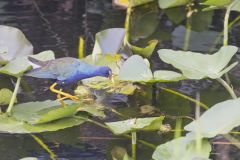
(26, 57, 82, 80)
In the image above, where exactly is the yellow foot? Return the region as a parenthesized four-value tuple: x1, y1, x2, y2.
(57, 89, 66, 107)
(50, 82, 80, 103)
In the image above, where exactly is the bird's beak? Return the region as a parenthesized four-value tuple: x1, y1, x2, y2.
(109, 74, 115, 83)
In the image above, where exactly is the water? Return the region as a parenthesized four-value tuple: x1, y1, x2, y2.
(0, 0, 240, 159)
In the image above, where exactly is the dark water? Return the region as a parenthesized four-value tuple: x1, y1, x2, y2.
(0, 0, 240, 159)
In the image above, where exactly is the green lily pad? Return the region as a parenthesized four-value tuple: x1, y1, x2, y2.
(0, 88, 16, 105)
(113, 0, 155, 8)
(92, 28, 126, 55)
(231, 0, 240, 12)
(129, 40, 158, 58)
(152, 136, 211, 160)
(158, 0, 192, 9)
(129, 6, 159, 41)
(105, 116, 165, 134)
(12, 100, 80, 124)
(119, 55, 184, 82)
(201, 0, 232, 7)
(153, 70, 185, 82)
(82, 77, 137, 95)
(111, 146, 132, 160)
(0, 25, 33, 64)
(77, 104, 106, 118)
(0, 114, 86, 134)
(84, 54, 122, 75)
(158, 45, 238, 79)
(119, 55, 153, 82)
(163, 7, 186, 24)
(184, 98, 240, 138)
(0, 50, 55, 77)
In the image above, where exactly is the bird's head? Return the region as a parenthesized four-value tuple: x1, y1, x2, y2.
(96, 66, 114, 82)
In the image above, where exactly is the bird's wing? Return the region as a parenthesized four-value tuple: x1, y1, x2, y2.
(25, 67, 58, 79)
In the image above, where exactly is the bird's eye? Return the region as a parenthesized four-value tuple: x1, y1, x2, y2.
(61, 81, 65, 84)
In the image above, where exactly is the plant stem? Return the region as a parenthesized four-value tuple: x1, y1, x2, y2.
(183, 16, 192, 51)
(223, 1, 237, 46)
(6, 77, 21, 114)
(30, 134, 56, 160)
(124, 6, 132, 42)
(217, 78, 237, 99)
(74, 116, 156, 149)
(132, 132, 137, 160)
(159, 87, 209, 110)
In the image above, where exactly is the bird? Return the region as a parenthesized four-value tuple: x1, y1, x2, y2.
(26, 57, 113, 103)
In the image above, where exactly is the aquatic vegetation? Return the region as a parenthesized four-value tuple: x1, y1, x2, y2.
(185, 98, 240, 138)
(152, 136, 211, 160)
(1, 0, 240, 158)
(119, 55, 185, 82)
(158, 46, 238, 79)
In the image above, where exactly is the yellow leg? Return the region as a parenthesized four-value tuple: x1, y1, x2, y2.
(50, 83, 80, 102)
(57, 89, 66, 107)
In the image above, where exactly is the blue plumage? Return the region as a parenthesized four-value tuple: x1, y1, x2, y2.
(26, 57, 112, 85)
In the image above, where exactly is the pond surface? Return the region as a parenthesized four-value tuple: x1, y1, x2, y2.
(0, 0, 240, 159)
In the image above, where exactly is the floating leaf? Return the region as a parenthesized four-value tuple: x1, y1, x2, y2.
(158, 0, 192, 9)
(77, 104, 106, 118)
(184, 98, 240, 138)
(152, 136, 211, 160)
(158, 45, 238, 79)
(92, 28, 126, 55)
(12, 100, 80, 124)
(0, 114, 86, 134)
(119, 55, 153, 82)
(163, 7, 186, 24)
(153, 70, 185, 82)
(19, 157, 38, 160)
(111, 146, 132, 160)
(130, 6, 159, 41)
(0, 50, 55, 77)
(231, 0, 240, 12)
(82, 77, 137, 95)
(201, 0, 232, 7)
(0, 88, 16, 105)
(119, 55, 184, 82)
(129, 40, 158, 58)
(0, 25, 33, 64)
(106, 116, 165, 134)
(113, 0, 155, 8)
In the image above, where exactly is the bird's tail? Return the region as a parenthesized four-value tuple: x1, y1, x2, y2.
(28, 56, 49, 66)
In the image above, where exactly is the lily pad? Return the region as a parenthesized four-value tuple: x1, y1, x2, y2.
(12, 100, 80, 124)
(158, 0, 192, 9)
(0, 50, 55, 77)
(0, 88, 16, 105)
(129, 40, 158, 58)
(119, 55, 153, 82)
(153, 70, 185, 82)
(92, 28, 126, 55)
(77, 104, 106, 118)
(119, 55, 184, 82)
(231, 0, 240, 12)
(113, 0, 155, 7)
(184, 98, 240, 138)
(105, 116, 165, 134)
(201, 0, 232, 7)
(82, 77, 137, 95)
(152, 136, 211, 160)
(0, 114, 86, 134)
(158, 45, 238, 79)
(0, 25, 33, 64)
